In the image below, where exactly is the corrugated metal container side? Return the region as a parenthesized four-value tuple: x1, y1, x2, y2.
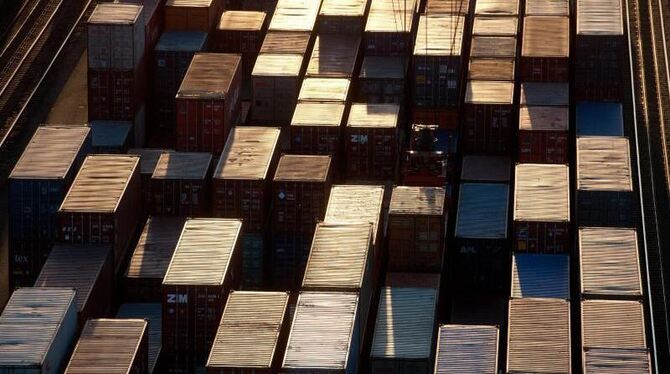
(475, 0, 519, 15)
(8, 126, 91, 289)
(576, 101, 624, 136)
(150, 152, 212, 216)
(365, 0, 419, 56)
(412, 15, 465, 109)
(583, 348, 651, 374)
(454, 183, 509, 290)
(213, 11, 267, 75)
(507, 298, 571, 374)
(176, 53, 242, 153)
(319, 0, 368, 34)
(268, 0, 321, 32)
(520, 82, 570, 106)
(0, 288, 78, 374)
(526, 0, 569, 15)
(162, 218, 243, 373)
(58, 155, 142, 274)
(117, 303, 163, 373)
(298, 77, 351, 103)
(125, 216, 185, 302)
(34, 244, 113, 327)
(581, 300, 646, 350)
(306, 34, 361, 78)
(511, 253, 570, 299)
(206, 291, 289, 373)
(65, 319, 148, 373)
(282, 292, 360, 373)
(120, 0, 164, 55)
(87, 3, 145, 70)
(165, 0, 223, 32)
(425, 0, 472, 15)
(468, 58, 515, 81)
(357, 56, 407, 104)
(518, 106, 569, 163)
(251, 53, 304, 124)
(513, 164, 570, 253)
(88, 66, 146, 122)
(128, 148, 169, 213)
(387, 186, 446, 272)
(520, 16, 570, 82)
(462, 81, 515, 154)
(370, 273, 439, 374)
(460, 155, 511, 182)
(434, 325, 499, 374)
(89, 120, 133, 153)
(579, 227, 642, 298)
(290, 102, 345, 166)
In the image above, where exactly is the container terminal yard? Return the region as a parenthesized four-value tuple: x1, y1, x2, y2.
(0, 0, 668, 372)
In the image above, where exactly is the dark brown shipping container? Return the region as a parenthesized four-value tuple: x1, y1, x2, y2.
(162, 218, 242, 373)
(306, 34, 361, 78)
(251, 53, 304, 124)
(462, 81, 515, 154)
(290, 102, 345, 165)
(468, 58, 515, 81)
(176, 53, 242, 153)
(518, 106, 569, 163)
(165, 0, 223, 32)
(365, 0, 418, 56)
(387, 186, 446, 272)
(128, 148, 169, 213)
(65, 319, 149, 374)
(319, 0, 368, 34)
(58, 155, 142, 275)
(150, 152, 212, 216)
(260, 31, 311, 55)
(521, 16, 570, 82)
(125, 216, 185, 302)
(88, 67, 145, 122)
(213, 11, 267, 75)
(357, 56, 407, 104)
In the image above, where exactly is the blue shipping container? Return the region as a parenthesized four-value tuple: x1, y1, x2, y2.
(576, 101, 624, 136)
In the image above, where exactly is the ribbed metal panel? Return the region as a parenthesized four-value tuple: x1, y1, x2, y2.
(473, 16, 518, 36)
(117, 303, 162, 373)
(366, 0, 417, 33)
(511, 253, 570, 299)
(274, 154, 332, 182)
(577, 136, 633, 192)
(434, 325, 499, 373)
(269, 0, 320, 32)
(522, 16, 570, 58)
(519, 106, 570, 131)
(514, 164, 570, 222)
(581, 300, 646, 350)
(465, 81, 515, 104)
(475, 0, 519, 15)
(298, 78, 351, 102)
(455, 183, 509, 239)
(307, 35, 361, 78)
(348, 103, 399, 128)
(152, 152, 212, 180)
(292, 102, 345, 127)
(414, 15, 465, 56)
(389, 186, 445, 216)
(127, 217, 185, 280)
(218, 10, 265, 31)
(320, 0, 367, 16)
(526, 0, 569, 15)
(325, 185, 384, 244)
(177, 53, 239, 100)
(576, 0, 623, 35)
(583, 348, 651, 373)
(214, 127, 281, 181)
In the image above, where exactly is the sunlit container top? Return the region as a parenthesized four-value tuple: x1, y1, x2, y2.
(576, 102, 624, 136)
(426, 0, 472, 15)
(434, 325, 499, 374)
(507, 298, 571, 373)
(577, 0, 624, 35)
(269, 0, 321, 32)
(359, 56, 406, 79)
(126, 216, 186, 280)
(325, 185, 385, 244)
(298, 78, 351, 102)
(579, 227, 642, 297)
(260, 31, 311, 54)
(520, 82, 569, 106)
(465, 81, 515, 104)
(207, 291, 289, 370)
(10, 125, 90, 180)
(522, 16, 570, 57)
(253, 53, 303, 76)
(291, 102, 345, 128)
(347, 103, 399, 128)
(303, 223, 373, 289)
(584, 348, 651, 374)
(163, 218, 242, 286)
(577, 136, 632, 192)
(128, 148, 169, 176)
(214, 126, 280, 180)
(455, 183, 508, 239)
(475, 0, 519, 16)
(320, 0, 367, 16)
(511, 253, 570, 299)
(218, 10, 265, 31)
(116, 303, 162, 373)
(366, 0, 418, 33)
(514, 164, 570, 222)
(177, 53, 240, 100)
(473, 16, 518, 36)
(390, 186, 445, 216)
(60, 155, 139, 213)
(155, 31, 208, 52)
(89, 121, 132, 148)
(414, 15, 465, 56)
(87, 3, 144, 70)
(283, 292, 359, 370)
(152, 151, 211, 180)
(307, 35, 360, 77)
(89, 3, 142, 24)
(65, 319, 147, 374)
(274, 154, 331, 182)
(166, 0, 214, 6)
(461, 155, 511, 182)
(470, 36, 517, 58)
(581, 300, 646, 349)
(526, 0, 569, 15)
(519, 106, 569, 131)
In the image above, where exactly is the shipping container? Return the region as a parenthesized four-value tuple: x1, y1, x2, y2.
(0, 288, 77, 374)
(319, 0, 368, 34)
(119, 0, 164, 54)
(579, 227, 642, 298)
(577, 137, 634, 227)
(513, 164, 570, 253)
(88, 67, 145, 122)
(125, 216, 186, 302)
(470, 35, 517, 59)
(206, 291, 289, 373)
(472, 16, 518, 36)
(462, 81, 515, 154)
(153, 32, 208, 136)
(581, 300, 646, 351)
(59, 155, 142, 274)
(370, 273, 439, 374)
(520, 82, 570, 106)
(518, 106, 569, 163)
(306, 34, 361, 78)
(260, 31, 311, 55)
(425, 0, 472, 15)
(251, 53, 304, 124)
(526, 0, 569, 15)
(357, 56, 407, 103)
(128, 148, 169, 212)
(520, 16, 570, 82)
(243, 0, 278, 14)
(460, 155, 511, 182)
(434, 325, 499, 374)
(576, 101, 624, 136)
(468, 58, 515, 81)
(290, 102, 344, 165)
(507, 298, 571, 374)
(87, 3, 145, 70)
(89, 120, 133, 153)
(474, 0, 519, 15)
(511, 253, 570, 298)
(162, 218, 243, 373)
(34, 244, 113, 326)
(269, 0, 321, 32)
(165, 0, 223, 32)
(214, 11, 266, 75)
(150, 151, 212, 216)
(283, 292, 361, 373)
(8, 126, 90, 289)
(454, 183, 509, 290)
(345, 103, 399, 180)
(65, 319, 148, 374)
(583, 348, 651, 373)
(387, 186, 446, 272)
(365, 0, 418, 56)
(117, 303, 163, 373)
(412, 15, 465, 108)
(298, 77, 351, 103)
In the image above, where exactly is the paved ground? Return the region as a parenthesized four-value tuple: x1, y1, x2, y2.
(46, 51, 87, 124)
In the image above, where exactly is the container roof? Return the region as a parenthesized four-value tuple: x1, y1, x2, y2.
(435, 325, 499, 373)
(218, 11, 265, 31)
(414, 15, 465, 56)
(511, 253, 570, 299)
(584, 348, 651, 374)
(366, 0, 418, 32)
(577, 136, 632, 191)
(426, 0, 471, 14)
(520, 82, 570, 106)
(128, 148, 169, 175)
(214, 127, 280, 180)
(455, 183, 509, 239)
(475, 0, 519, 15)
(274, 154, 331, 182)
(325, 184, 385, 244)
(252, 53, 303, 76)
(390, 186, 445, 215)
(577, 0, 624, 35)
(291, 102, 346, 127)
(359, 56, 407, 79)
(581, 300, 646, 349)
(526, 0, 569, 15)
(320, 0, 367, 16)
(470, 36, 517, 58)
(307, 35, 361, 77)
(468, 58, 515, 81)
(116, 303, 162, 373)
(152, 152, 211, 180)
(461, 155, 511, 182)
(166, 0, 214, 6)
(260, 31, 311, 54)
(348, 103, 399, 128)
(89, 121, 132, 147)
(519, 106, 569, 131)
(522, 16, 570, 57)
(177, 53, 241, 99)
(514, 163, 570, 222)
(473, 16, 518, 36)
(466, 81, 515, 104)
(126, 216, 186, 280)
(88, 3, 142, 24)
(269, 0, 320, 32)
(576, 101, 624, 136)
(155, 31, 207, 52)
(298, 78, 351, 102)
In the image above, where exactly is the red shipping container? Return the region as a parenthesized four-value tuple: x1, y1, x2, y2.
(165, 0, 223, 32)
(212, 126, 281, 232)
(162, 218, 242, 373)
(58, 155, 142, 275)
(251, 54, 304, 125)
(290, 102, 344, 166)
(213, 11, 266, 75)
(128, 148, 169, 214)
(88, 67, 146, 122)
(387, 186, 446, 272)
(176, 53, 242, 153)
(520, 16, 570, 82)
(150, 152, 212, 216)
(518, 106, 569, 163)
(412, 108, 459, 130)
(463, 81, 515, 154)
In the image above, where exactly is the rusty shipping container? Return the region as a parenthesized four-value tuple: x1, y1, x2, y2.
(268, 0, 320, 33)
(358, 56, 407, 104)
(518, 106, 569, 163)
(125, 216, 186, 302)
(462, 81, 515, 154)
(514, 163, 570, 253)
(165, 0, 223, 32)
(162, 218, 242, 373)
(117, 303, 163, 373)
(434, 325, 499, 373)
(365, 0, 418, 56)
(214, 11, 267, 75)
(290, 102, 345, 165)
(526, 0, 569, 15)
(319, 0, 368, 34)
(521, 16, 570, 82)
(206, 291, 289, 373)
(8, 126, 90, 289)
(298, 77, 351, 103)
(128, 148, 169, 213)
(150, 151, 212, 216)
(58, 155, 142, 274)
(306, 34, 361, 78)
(251, 53, 304, 125)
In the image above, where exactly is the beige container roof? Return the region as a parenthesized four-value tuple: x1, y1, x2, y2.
(526, 0, 569, 15)
(468, 58, 515, 81)
(521, 82, 570, 106)
(152, 152, 211, 180)
(218, 11, 265, 31)
(11, 126, 90, 180)
(519, 106, 569, 131)
(269, 0, 320, 32)
(414, 15, 465, 56)
(473, 16, 518, 36)
(252, 53, 303, 76)
(390, 186, 445, 215)
(514, 163, 570, 222)
(426, 0, 472, 14)
(325, 184, 385, 244)
(207, 291, 289, 369)
(166, 0, 214, 6)
(307, 35, 361, 77)
(88, 3, 142, 24)
(470, 36, 517, 58)
(347, 103, 399, 128)
(581, 300, 646, 349)
(584, 348, 651, 374)
(577, 136, 632, 191)
(60, 155, 139, 213)
(320, 0, 367, 16)
(177, 53, 240, 99)
(260, 31, 311, 54)
(461, 155, 511, 182)
(126, 216, 186, 280)
(214, 126, 280, 180)
(522, 16, 570, 57)
(299, 78, 351, 102)
(366, 0, 418, 32)
(163, 218, 242, 286)
(475, 0, 519, 15)
(274, 154, 331, 182)
(465, 81, 515, 104)
(577, 0, 624, 35)
(128, 148, 169, 175)
(435, 324, 499, 373)
(291, 102, 345, 127)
